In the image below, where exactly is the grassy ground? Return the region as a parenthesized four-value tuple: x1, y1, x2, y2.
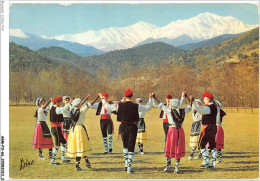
(9, 106, 259, 179)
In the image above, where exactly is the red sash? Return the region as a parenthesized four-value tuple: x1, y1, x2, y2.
(101, 114, 114, 134)
(101, 114, 111, 119)
(163, 113, 168, 123)
(51, 122, 62, 127)
(198, 125, 208, 148)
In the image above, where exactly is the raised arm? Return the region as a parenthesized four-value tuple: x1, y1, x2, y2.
(102, 99, 119, 112)
(193, 101, 211, 115)
(90, 95, 100, 105)
(55, 103, 71, 115)
(152, 93, 169, 111)
(80, 102, 90, 113)
(184, 105, 192, 114)
(138, 98, 152, 112)
(79, 95, 90, 107)
(43, 99, 52, 109)
(180, 91, 186, 106)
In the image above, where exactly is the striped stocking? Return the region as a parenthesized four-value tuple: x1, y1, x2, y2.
(103, 137, 108, 152)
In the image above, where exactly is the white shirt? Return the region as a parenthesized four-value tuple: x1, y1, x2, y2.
(194, 102, 212, 115)
(103, 98, 153, 113)
(63, 103, 72, 118)
(157, 103, 191, 125)
(71, 102, 91, 125)
(138, 101, 152, 118)
(55, 103, 71, 115)
(152, 96, 185, 119)
(192, 110, 202, 123)
(37, 106, 50, 122)
(91, 101, 118, 115)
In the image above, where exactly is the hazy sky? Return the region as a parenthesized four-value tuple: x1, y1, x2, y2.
(9, 3, 259, 37)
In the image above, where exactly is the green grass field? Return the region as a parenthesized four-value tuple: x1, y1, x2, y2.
(9, 106, 259, 179)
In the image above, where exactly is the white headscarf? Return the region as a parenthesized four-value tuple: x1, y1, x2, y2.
(35, 98, 44, 106)
(135, 98, 143, 103)
(71, 98, 81, 107)
(170, 98, 180, 108)
(195, 99, 203, 105)
(63, 96, 71, 101)
(192, 99, 203, 110)
(215, 100, 222, 108)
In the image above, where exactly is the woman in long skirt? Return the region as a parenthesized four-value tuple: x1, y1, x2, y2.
(153, 92, 192, 173)
(67, 98, 92, 171)
(33, 98, 53, 160)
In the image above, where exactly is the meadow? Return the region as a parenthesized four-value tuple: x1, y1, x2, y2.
(9, 106, 259, 179)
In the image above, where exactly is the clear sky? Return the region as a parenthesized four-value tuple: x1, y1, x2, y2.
(9, 2, 259, 37)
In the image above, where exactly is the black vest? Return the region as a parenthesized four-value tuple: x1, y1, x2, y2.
(96, 101, 117, 115)
(171, 109, 186, 128)
(220, 109, 226, 122)
(159, 104, 167, 118)
(202, 104, 217, 125)
(117, 102, 139, 123)
(50, 106, 64, 123)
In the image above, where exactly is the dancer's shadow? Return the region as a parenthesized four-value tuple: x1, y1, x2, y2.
(220, 151, 258, 159)
(97, 161, 122, 164)
(91, 167, 125, 172)
(217, 165, 259, 172)
(91, 152, 122, 156)
(224, 152, 258, 155)
(232, 161, 259, 164)
(224, 155, 253, 159)
(144, 152, 164, 155)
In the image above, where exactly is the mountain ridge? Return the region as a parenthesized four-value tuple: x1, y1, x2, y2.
(41, 12, 258, 51)
(10, 31, 105, 57)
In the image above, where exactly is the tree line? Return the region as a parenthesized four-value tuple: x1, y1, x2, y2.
(10, 59, 259, 108)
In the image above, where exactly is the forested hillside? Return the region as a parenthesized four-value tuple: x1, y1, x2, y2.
(9, 42, 57, 72)
(9, 28, 259, 107)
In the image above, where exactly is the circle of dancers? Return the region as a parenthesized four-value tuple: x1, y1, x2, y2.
(32, 89, 226, 174)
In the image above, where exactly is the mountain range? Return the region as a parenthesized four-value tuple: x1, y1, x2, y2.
(9, 29, 105, 57)
(178, 33, 241, 50)
(10, 27, 259, 78)
(41, 12, 258, 51)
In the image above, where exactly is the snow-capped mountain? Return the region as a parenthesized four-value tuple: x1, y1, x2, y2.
(9, 30, 105, 57)
(11, 12, 258, 52)
(158, 12, 257, 40)
(10, 29, 28, 38)
(51, 21, 157, 51)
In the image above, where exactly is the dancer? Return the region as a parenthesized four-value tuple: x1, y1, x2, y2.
(193, 92, 218, 169)
(67, 97, 93, 171)
(61, 96, 72, 141)
(153, 92, 192, 173)
(103, 89, 152, 174)
(215, 100, 226, 164)
(90, 93, 116, 154)
(33, 98, 53, 160)
(135, 98, 152, 155)
(50, 96, 71, 165)
(188, 99, 203, 160)
(153, 93, 185, 141)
